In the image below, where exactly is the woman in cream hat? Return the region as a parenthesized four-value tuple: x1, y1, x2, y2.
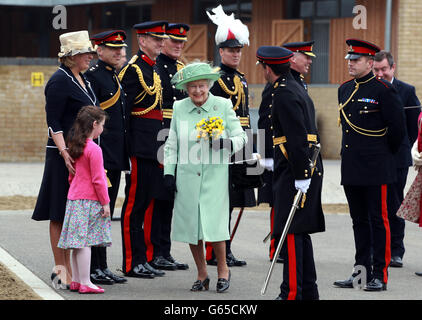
(164, 62, 247, 293)
(32, 30, 98, 290)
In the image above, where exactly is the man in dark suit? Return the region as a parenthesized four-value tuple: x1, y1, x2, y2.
(374, 51, 421, 268)
(333, 39, 405, 291)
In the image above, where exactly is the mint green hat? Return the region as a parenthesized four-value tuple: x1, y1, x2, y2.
(171, 62, 221, 90)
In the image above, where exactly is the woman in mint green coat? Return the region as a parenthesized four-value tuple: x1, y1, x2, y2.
(164, 62, 247, 293)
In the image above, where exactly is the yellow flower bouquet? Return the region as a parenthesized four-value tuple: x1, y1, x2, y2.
(196, 116, 225, 142)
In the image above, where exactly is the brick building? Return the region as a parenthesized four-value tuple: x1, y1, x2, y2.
(0, 0, 421, 161)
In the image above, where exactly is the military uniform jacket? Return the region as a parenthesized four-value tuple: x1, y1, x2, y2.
(210, 63, 251, 130)
(156, 53, 187, 128)
(85, 59, 129, 171)
(338, 71, 406, 185)
(119, 50, 164, 160)
(272, 72, 325, 235)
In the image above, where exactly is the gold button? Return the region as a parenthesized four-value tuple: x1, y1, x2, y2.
(305, 169, 308, 173)
(346, 129, 349, 133)
(270, 126, 273, 130)
(304, 174, 308, 178)
(318, 172, 322, 176)
(348, 113, 351, 117)
(345, 144, 349, 148)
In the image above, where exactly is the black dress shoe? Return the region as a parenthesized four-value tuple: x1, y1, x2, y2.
(90, 269, 115, 285)
(143, 262, 165, 277)
(216, 270, 231, 293)
(333, 273, 359, 288)
(124, 264, 155, 279)
(191, 277, 210, 291)
(165, 255, 189, 270)
(102, 268, 127, 283)
(415, 271, 422, 277)
(390, 256, 403, 268)
(149, 256, 177, 270)
(364, 278, 387, 291)
(227, 253, 247, 267)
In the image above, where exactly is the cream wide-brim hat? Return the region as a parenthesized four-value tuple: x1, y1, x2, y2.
(58, 30, 97, 58)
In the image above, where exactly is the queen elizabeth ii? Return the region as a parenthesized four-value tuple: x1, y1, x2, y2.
(164, 62, 247, 293)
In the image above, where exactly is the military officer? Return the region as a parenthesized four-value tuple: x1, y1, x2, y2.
(282, 41, 316, 91)
(85, 30, 129, 286)
(333, 39, 406, 291)
(256, 46, 325, 300)
(205, 5, 254, 267)
(118, 21, 172, 279)
(150, 23, 191, 271)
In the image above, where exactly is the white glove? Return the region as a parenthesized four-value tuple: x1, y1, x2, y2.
(252, 153, 261, 160)
(259, 158, 274, 171)
(295, 178, 311, 193)
(411, 140, 422, 167)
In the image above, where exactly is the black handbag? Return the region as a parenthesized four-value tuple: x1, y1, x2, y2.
(229, 160, 265, 191)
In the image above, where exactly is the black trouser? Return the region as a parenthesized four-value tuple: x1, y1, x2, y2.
(120, 157, 162, 273)
(279, 233, 319, 300)
(155, 199, 174, 258)
(387, 168, 408, 258)
(344, 184, 391, 283)
(90, 169, 122, 272)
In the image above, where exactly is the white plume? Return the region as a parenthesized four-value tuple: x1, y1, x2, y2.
(206, 5, 249, 46)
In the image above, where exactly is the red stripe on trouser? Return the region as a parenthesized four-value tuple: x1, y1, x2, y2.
(287, 234, 297, 300)
(269, 207, 275, 260)
(144, 198, 155, 262)
(123, 157, 138, 273)
(205, 242, 213, 261)
(381, 184, 391, 283)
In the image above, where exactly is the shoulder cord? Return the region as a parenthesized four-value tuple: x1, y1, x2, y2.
(217, 75, 245, 111)
(338, 75, 387, 137)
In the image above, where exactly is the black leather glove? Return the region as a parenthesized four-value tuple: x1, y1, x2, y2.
(163, 174, 177, 194)
(211, 138, 232, 152)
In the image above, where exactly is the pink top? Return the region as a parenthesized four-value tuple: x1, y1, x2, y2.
(67, 139, 110, 205)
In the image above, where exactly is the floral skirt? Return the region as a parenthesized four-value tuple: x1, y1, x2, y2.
(58, 199, 112, 249)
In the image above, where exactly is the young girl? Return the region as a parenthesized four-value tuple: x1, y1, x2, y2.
(58, 105, 111, 294)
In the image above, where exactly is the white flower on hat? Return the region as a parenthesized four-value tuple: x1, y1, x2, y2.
(206, 5, 249, 47)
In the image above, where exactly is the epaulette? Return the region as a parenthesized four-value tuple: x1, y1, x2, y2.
(235, 70, 245, 77)
(88, 64, 99, 73)
(176, 60, 185, 72)
(213, 66, 221, 73)
(128, 55, 139, 65)
(340, 78, 354, 86)
(118, 55, 139, 81)
(273, 78, 287, 89)
(375, 77, 390, 88)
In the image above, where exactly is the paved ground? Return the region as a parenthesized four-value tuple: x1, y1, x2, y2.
(0, 160, 421, 304)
